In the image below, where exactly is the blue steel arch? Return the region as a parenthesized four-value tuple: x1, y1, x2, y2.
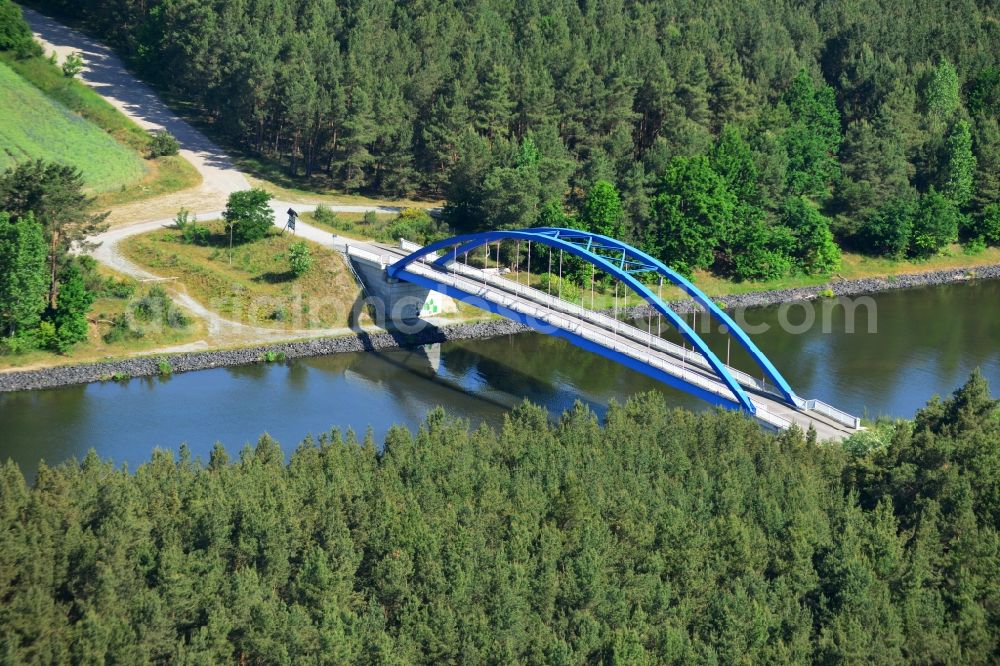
(387, 229, 777, 415)
(429, 228, 799, 406)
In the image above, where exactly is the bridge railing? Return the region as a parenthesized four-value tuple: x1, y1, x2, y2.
(803, 399, 861, 429)
(432, 256, 778, 397)
(403, 259, 796, 431)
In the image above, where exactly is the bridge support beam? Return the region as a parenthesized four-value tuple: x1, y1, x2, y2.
(348, 253, 458, 320)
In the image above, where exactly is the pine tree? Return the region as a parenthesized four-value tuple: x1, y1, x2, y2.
(710, 125, 759, 203)
(0, 161, 108, 309)
(972, 117, 1000, 210)
(782, 70, 842, 196)
(473, 63, 515, 140)
(839, 111, 911, 218)
(338, 64, 377, 191)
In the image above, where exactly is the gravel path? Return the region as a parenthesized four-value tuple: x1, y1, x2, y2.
(23, 6, 249, 197)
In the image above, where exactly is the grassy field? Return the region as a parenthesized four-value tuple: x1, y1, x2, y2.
(0, 52, 201, 199)
(120, 221, 362, 329)
(0, 60, 147, 191)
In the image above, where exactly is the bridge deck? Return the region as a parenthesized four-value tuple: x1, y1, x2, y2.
(338, 238, 859, 442)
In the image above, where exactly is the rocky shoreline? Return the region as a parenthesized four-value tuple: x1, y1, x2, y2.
(2, 263, 997, 393)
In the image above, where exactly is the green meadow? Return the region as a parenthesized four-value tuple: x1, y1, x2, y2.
(0, 60, 146, 192)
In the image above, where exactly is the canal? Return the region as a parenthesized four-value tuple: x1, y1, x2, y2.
(2, 279, 998, 478)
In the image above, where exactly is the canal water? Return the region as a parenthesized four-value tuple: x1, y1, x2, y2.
(2, 279, 998, 477)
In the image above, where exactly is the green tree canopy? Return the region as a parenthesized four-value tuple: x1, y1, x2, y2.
(0, 211, 48, 339)
(782, 70, 843, 196)
(579, 180, 625, 238)
(909, 188, 960, 257)
(648, 155, 737, 276)
(710, 124, 759, 203)
(0, 375, 998, 662)
(941, 120, 976, 207)
(223, 188, 274, 243)
(0, 160, 108, 309)
(781, 197, 841, 274)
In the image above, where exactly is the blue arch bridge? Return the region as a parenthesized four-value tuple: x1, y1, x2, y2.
(333, 227, 861, 441)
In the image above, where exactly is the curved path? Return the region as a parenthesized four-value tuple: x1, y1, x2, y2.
(22, 7, 424, 345)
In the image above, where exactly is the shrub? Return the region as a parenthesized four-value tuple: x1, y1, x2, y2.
(725, 216, 794, 282)
(288, 241, 313, 277)
(61, 51, 84, 78)
(104, 279, 138, 299)
(223, 189, 274, 243)
(0, 332, 35, 355)
(537, 273, 581, 302)
(156, 357, 172, 376)
(77, 255, 137, 299)
(0, 0, 38, 57)
(102, 313, 143, 343)
(963, 236, 986, 255)
(36, 321, 59, 352)
(313, 205, 338, 226)
(148, 130, 180, 158)
(132, 286, 188, 329)
(861, 196, 916, 258)
(385, 208, 449, 245)
(841, 428, 888, 457)
(183, 223, 210, 246)
(172, 208, 210, 245)
(133, 289, 162, 322)
(782, 197, 840, 275)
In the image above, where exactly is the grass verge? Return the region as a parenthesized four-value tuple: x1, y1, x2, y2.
(120, 220, 361, 329)
(687, 245, 1000, 299)
(300, 211, 400, 241)
(244, 172, 440, 209)
(93, 155, 201, 207)
(0, 49, 147, 150)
